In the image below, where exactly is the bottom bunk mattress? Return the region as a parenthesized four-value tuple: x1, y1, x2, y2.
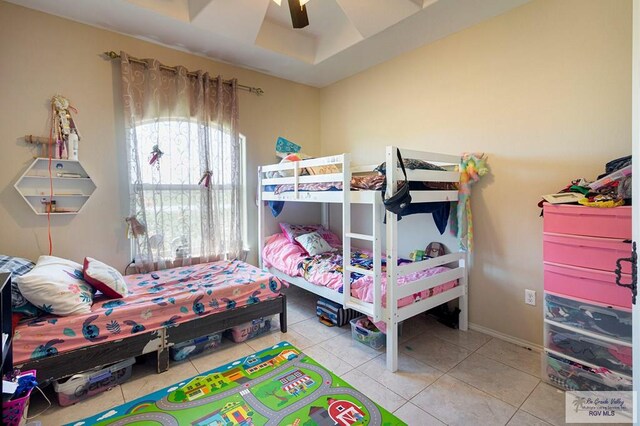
(263, 233, 458, 316)
(13, 260, 283, 364)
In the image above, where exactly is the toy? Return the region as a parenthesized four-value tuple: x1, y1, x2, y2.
(450, 153, 489, 251)
(275, 136, 301, 157)
(266, 153, 307, 178)
(409, 250, 425, 261)
(425, 242, 445, 258)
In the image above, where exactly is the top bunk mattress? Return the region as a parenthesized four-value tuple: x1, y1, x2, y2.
(13, 260, 283, 364)
(263, 233, 457, 309)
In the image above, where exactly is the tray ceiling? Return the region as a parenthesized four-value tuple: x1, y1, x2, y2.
(7, 0, 530, 87)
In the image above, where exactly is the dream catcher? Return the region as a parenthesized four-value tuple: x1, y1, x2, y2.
(51, 95, 81, 160)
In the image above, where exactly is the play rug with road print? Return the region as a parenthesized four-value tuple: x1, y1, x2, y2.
(65, 341, 405, 426)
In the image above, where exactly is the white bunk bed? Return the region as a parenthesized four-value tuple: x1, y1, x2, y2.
(257, 146, 468, 372)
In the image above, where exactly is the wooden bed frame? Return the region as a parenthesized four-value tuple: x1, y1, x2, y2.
(17, 294, 287, 384)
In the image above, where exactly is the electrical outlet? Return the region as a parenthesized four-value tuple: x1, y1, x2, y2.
(525, 289, 536, 306)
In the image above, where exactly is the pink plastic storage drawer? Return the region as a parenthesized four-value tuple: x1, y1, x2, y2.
(543, 233, 632, 274)
(544, 262, 632, 308)
(543, 204, 631, 239)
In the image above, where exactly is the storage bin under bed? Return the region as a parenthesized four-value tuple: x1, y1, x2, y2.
(225, 316, 274, 343)
(53, 358, 135, 407)
(170, 332, 223, 361)
(350, 317, 385, 350)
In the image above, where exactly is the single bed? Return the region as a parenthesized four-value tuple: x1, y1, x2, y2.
(14, 260, 287, 382)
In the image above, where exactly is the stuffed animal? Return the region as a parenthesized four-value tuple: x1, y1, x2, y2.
(451, 153, 489, 251)
(266, 153, 307, 178)
(425, 242, 445, 258)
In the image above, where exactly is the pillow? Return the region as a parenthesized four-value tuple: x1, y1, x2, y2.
(16, 256, 94, 316)
(279, 223, 341, 247)
(306, 164, 340, 175)
(83, 257, 128, 299)
(0, 255, 42, 317)
(295, 232, 336, 256)
(374, 158, 445, 174)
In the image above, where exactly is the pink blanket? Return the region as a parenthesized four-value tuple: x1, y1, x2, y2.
(263, 233, 458, 326)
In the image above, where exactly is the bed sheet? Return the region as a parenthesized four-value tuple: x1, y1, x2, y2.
(272, 176, 456, 195)
(13, 260, 282, 364)
(263, 233, 457, 312)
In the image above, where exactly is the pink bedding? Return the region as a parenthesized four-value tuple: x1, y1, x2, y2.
(263, 233, 458, 321)
(13, 260, 282, 364)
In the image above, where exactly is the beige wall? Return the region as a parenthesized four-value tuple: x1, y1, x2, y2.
(0, 0, 632, 346)
(0, 1, 321, 269)
(320, 0, 632, 345)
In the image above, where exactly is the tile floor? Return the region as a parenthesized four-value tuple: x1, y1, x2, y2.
(28, 286, 572, 426)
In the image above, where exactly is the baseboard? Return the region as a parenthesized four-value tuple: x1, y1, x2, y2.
(469, 322, 543, 353)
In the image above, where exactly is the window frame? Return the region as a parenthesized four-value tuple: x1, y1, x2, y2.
(129, 126, 248, 263)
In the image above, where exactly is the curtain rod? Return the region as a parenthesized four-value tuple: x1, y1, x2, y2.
(103, 51, 264, 96)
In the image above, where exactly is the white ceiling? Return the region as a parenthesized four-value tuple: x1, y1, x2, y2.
(7, 0, 530, 87)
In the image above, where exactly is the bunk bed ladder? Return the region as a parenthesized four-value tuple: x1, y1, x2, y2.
(385, 146, 400, 372)
(257, 166, 264, 269)
(342, 155, 383, 323)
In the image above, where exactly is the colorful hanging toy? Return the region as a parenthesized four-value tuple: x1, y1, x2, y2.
(51, 94, 81, 160)
(149, 145, 164, 166)
(450, 153, 489, 251)
(199, 170, 213, 188)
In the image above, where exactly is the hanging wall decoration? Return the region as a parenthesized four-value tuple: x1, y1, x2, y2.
(450, 153, 489, 252)
(149, 144, 164, 166)
(52, 94, 81, 160)
(198, 170, 212, 188)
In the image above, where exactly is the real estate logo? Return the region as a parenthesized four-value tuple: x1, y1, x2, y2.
(565, 391, 636, 423)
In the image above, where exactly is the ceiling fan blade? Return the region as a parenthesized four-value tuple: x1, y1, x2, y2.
(288, 0, 309, 29)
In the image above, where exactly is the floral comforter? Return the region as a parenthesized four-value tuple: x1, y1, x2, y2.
(13, 260, 282, 363)
(263, 233, 457, 314)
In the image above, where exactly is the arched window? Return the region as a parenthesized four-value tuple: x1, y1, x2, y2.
(129, 120, 246, 266)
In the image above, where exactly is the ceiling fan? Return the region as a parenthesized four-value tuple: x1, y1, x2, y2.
(272, 0, 311, 29)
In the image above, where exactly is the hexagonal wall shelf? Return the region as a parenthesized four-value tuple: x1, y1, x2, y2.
(14, 158, 96, 215)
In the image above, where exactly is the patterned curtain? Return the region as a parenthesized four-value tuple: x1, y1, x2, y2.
(120, 51, 242, 272)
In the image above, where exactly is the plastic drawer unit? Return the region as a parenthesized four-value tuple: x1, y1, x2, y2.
(545, 322, 632, 376)
(544, 351, 632, 392)
(544, 293, 632, 343)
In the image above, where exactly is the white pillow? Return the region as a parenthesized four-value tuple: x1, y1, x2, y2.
(295, 232, 336, 256)
(16, 256, 94, 316)
(83, 257, 128, 299)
